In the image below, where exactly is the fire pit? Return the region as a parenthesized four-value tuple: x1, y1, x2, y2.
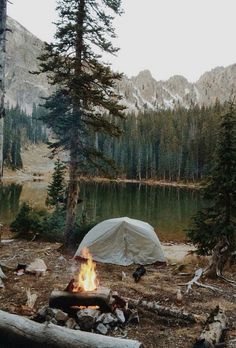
(40, 248, 138, 335)
(49, 248, 112, 313)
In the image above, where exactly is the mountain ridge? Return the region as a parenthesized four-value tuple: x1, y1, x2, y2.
(5, 17, 236, 113)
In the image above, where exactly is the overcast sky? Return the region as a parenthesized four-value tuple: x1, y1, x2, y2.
(8, 0, 236, 82)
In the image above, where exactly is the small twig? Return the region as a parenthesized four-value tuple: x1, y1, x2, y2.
(185, 268, 203, 293)
(26, 289, 38, 309)
(0, 262, 15, 270)
(216, 268, 236, 286)
(194, 281, 222, 292)
(181, 268, 222, 293)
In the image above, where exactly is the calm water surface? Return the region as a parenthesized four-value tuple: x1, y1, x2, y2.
(0, 181, 204, 241)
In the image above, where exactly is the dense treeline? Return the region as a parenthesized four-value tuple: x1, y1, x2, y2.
(3, 104, 48, 169)
(98, 102, 223, 181)
(2, 101, 226, 182)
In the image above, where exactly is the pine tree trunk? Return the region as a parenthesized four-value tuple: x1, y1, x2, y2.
(63, 0, 85, 249)
(0, 117, 3, 177)
(0, 0, 7, 180)
(64, 133, 80, 248)
(204, 237, 231, 278)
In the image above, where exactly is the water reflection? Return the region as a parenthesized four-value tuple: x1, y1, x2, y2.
(78, 182, 203, 241)
(0, 181, 204, 241)
(0, 183, 22, 225)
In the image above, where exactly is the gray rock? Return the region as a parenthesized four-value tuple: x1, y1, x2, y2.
(37, 305, 48, 318)
(54, 309, 69, 322)
(115, 308, 126, 324)
(50, 318, 58, 325)
(96, 323, 108, 335)
(102, 313, 118, 326)
(96, 313, 106, 323)
(74, 325, 81, 330)
(127, 310, 139, 324)
(45, 307, 55, 319)
(77, 309, 101, 331)
(65, 318, 76, 329)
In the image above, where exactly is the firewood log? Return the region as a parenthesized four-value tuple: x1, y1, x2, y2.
(49, 288, 112, 313)
(0, 309, 143, 348)
(127, 298, 197, 323)
(192, 306, 227, 348)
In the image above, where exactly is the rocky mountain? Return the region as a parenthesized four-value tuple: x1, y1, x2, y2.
(5, 17, 236, 113)
(5, 17, 51, 114)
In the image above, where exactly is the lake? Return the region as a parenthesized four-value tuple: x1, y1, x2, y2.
(0, 181, 204, 241)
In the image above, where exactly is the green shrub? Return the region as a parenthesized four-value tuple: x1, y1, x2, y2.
(10, 202, 48, 239)
(11, 202, 97, 246)
(74, 221, 97, 246)
(40, 207, 66, 242)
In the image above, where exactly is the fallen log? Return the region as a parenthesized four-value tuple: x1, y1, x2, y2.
(0, 310, 143, 348)
(127, 298, 197, 323)
(192, 306, 227, 348)
(49, 288, 112, 313)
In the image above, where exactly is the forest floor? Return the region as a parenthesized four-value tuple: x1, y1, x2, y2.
(1, 232, 236, 348)
(3, 144, 201, 189)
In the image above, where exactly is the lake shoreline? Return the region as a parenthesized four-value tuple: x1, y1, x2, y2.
(2, 168, 202, 189)
(1, 231, 196, 264)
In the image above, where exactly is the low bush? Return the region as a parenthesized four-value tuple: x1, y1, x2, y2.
(11, 202, 97, 246)
(10, 202, 48, 239)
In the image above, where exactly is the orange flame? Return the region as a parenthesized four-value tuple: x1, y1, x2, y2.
(73, 248, 98, 292)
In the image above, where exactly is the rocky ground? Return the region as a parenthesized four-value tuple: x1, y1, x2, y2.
(1, 234, 236, 348)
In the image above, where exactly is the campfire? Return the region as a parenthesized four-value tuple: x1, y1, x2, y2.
(72, 248, 99, 293)
(40, 248, 139, 335)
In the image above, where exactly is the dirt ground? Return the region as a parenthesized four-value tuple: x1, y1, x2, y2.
(1, 236, 236, 348)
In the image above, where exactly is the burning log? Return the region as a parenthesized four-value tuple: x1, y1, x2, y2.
(192, 306, 227, 348)
(49, 287, 112, 313)
(0, 309, 143, 348)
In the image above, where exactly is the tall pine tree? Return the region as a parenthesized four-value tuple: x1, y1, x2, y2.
(188, 101, 236, 277)
(0, 0, 7, 179)
(46, 159, 66, 208)
(38, 0, 125, 248)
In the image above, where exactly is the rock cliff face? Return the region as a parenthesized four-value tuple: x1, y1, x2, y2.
(5, 17, 236, 113)
(5, 17, 51, 113)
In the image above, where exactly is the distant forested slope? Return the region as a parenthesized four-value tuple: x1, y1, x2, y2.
(3, 104, 48, 169)
(97, 102, 223, 182)
(4, 101, 225, 182)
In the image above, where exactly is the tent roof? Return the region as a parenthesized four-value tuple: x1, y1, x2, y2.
(75, 217, 165, 266)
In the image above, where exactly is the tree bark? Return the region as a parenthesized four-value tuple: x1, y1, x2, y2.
(192, 306, 227, 348)
(0, 310, 143, 348)
(127, 298, 196, 323)
(64, 130, 80, 248)
(64, 0, 86, 248)
(0, 0, 7, 180)
(204, 237, 231, 279)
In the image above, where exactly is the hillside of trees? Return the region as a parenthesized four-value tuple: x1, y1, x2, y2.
(3, 101, 225, 182)
(3, 104, 48, 169)
(98, 102, 223, 182)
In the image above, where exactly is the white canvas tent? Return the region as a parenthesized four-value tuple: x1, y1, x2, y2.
(75, 217, 165, 266)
